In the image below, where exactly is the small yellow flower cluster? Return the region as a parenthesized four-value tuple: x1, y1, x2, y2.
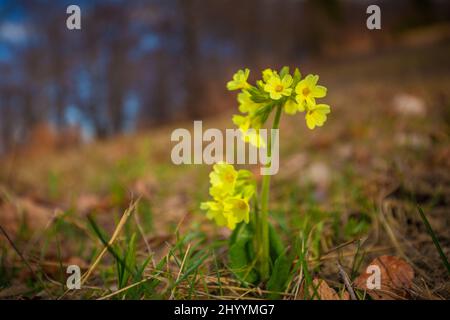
(226, 68, 251, 91)
(227, 67, 331, 133)
(226, 69, 266, 148)
(200, 162, 255, 230)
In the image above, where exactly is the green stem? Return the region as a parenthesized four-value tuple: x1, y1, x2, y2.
(259, 105, 282, 281)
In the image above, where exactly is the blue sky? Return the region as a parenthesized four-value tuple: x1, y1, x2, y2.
(0, 0, 26, 61)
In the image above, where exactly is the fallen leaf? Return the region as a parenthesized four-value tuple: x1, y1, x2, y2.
(354, 255, 414, 299)
(0, 197, 53, 236)
(299, 278, 348, 300)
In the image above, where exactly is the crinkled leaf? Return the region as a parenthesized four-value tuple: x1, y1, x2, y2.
(267, 253, 291, 298)
(229, 223, 259, 284)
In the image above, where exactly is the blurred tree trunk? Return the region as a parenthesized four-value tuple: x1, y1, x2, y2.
(107, 41, 126, 134)
(151, 49, 169, 122)
(49, 29, 67, 129)
(180, 0, 203, 119)
(0, 88, 15, 151)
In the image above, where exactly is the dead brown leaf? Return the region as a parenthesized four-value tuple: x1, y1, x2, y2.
(0, 197, 53, 235)
(354, 255, 414, 299)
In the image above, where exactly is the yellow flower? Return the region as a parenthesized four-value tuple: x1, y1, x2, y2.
(238, 90, 262, 114)
(227, 69, 250, 91)
(295, 74, 327, 107)
(232, 115, 266, 148)
(232, 114, 251, 132)
(223, 197, 250, 229)
(264, 74, 293, 100)
(200, 201, 227, 227)
(243, 130, 266, 148)
(262, 68, 276, 82)
(284, 99, 305, 115)
(201, 163, 255, 230)
(200, 197, 250, 230)
(305, 104, 331, 130)
(209, 162, 237, 199)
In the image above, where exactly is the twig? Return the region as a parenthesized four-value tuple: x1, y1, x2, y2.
(98, 276, 156, 300)
(321, 238, 361, 258)
(337, 263, 357, 300)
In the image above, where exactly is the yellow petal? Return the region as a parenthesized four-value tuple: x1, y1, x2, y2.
(306, 113, 316, 129)
(269, 91, 282, 100)
(305, 74, 318, 86)
(306, 96, 316, 107)
(314, 104, 331, 114)
(284, 100, 298, 115)
(312, 85, 327, 98)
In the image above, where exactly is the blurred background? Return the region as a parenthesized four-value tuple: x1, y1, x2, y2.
(0, 0, 449, 154)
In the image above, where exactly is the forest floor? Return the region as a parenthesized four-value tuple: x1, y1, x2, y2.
(0, 41, 449, 300)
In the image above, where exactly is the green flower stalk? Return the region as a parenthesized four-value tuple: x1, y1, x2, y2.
(258, 104, 282, 280)
(201, 66, 331, 284)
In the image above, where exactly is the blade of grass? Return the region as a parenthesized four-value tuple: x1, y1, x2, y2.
(417, 206, 450, 275)
(213, 251, 224, 296)
(170, 243, 191, 299)
(87, 214, 136, 280)
(172, 251, 209, 288)
(81, 199, 138, 285)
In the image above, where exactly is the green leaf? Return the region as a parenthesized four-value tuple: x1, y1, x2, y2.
(229, 221, 245, 246)
(228, 223, 259, 284)
(266, 254, 291, 299)
(269, 223, 284, 262)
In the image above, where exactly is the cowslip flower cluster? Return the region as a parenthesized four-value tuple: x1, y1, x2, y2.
(200, 162, 255, 230)
(227, 67, 331, 144)
(200, 67, 331, 284)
